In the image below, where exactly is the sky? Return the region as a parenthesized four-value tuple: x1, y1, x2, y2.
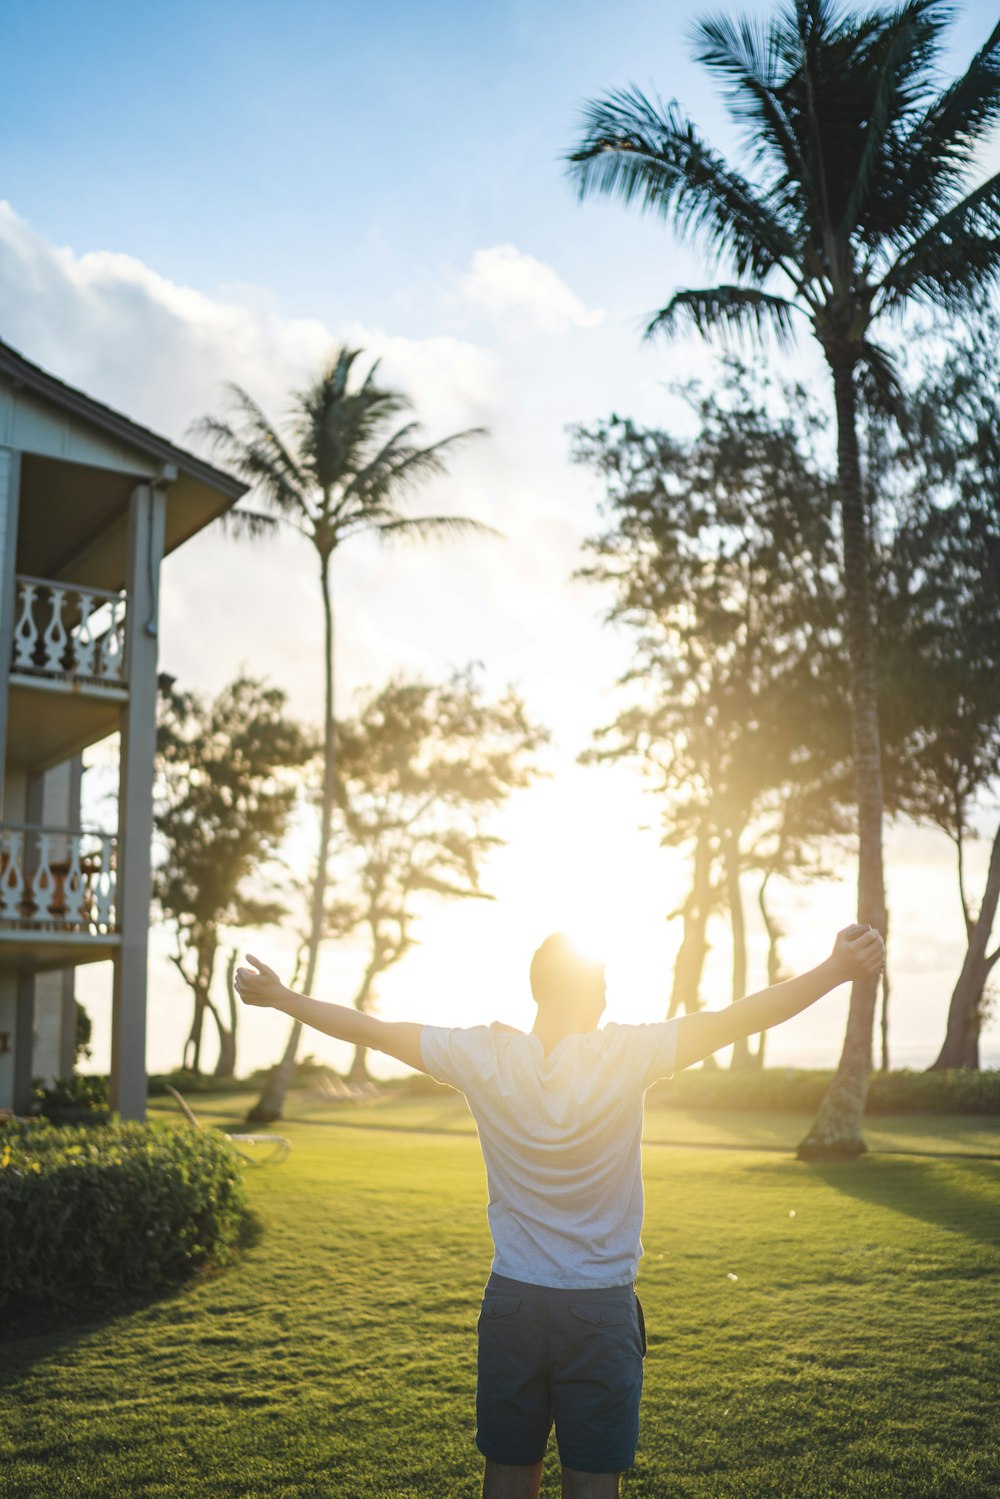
(2, 0, 999, 1079)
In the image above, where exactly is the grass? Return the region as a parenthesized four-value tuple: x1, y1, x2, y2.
(2, 1091, 999, 1498)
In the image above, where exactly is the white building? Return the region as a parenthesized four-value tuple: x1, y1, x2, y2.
(0, 338, 245, 1121)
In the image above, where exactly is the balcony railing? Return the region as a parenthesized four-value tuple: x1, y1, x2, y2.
(11, 575, 127, 688)
(0, 825, 118, 934)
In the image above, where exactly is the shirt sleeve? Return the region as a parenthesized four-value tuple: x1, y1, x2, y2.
(611, 1018, 680, 1091)
(419, 1024, 495, 1093)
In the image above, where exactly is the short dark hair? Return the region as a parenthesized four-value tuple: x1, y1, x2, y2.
(530, 931, 605, 1008)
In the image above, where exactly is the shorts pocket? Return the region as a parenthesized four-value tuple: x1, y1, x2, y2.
(481, 1294, 522, 1321)
(568, 1301, 629, 1328)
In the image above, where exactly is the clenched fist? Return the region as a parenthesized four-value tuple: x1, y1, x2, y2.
(234, 954, 288, 1009)
(829, 924, 885, 983)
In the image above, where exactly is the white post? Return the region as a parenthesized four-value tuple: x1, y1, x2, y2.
(59, 754, 84, 1076)
(0, 447, 22, 817)
(110, 480, 166, 1122)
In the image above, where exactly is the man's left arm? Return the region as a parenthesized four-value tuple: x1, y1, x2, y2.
(673, 925, 884, 1073)
(234, 954, 425, 1071)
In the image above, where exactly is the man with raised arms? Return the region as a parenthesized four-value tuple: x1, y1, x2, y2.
(236, 921, 884, 1499)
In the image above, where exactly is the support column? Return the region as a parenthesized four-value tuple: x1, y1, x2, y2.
(12, 768, 45, 1113)
(110, 481, 166, 1123)
(59, 753, 84, 1077)
(0, 447, 22, 817)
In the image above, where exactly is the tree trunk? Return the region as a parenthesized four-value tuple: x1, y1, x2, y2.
(346, 954, 382, 1084)
(879, 912, 890, 1074)
(929, 820, 1000, 1071)
(182, 937, 217, 1074)
(248, 553, 338, 1124)
(725, 832, 755, 1069)
(348, 1044, 370, 1084)
(754, 871, 785, 1071)
(668, 819, 713, 1020)
(213, 948, 239, 1078)
(798, 357, 888, 1160)
(182, 998, 205, 1074)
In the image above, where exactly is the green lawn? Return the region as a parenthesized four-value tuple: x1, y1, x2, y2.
(2, 1092, 999, 1498)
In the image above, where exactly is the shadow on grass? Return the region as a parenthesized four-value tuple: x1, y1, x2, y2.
(788, 1156, 1000, 1249)
(0, 1206, 265, 1365)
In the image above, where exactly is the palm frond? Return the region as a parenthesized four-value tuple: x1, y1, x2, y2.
(567, 85, 801, 285)
(336, 427, 489, 533)
(877, 169, 1000, 314)
(211, 506, 284, 543)
(646, 285, 801, 348)
(692, 11, 814, 208)
(190, 387, 308, 522)
(840, 0, 947, 240)
(900, 20, 1000, 210)
(373, 515, 503, 545)
(336, 420, 425, 511)
(855, 339, 911, 430)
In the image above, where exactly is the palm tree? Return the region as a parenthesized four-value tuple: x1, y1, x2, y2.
(567, 0, 1000, 1157)
(195, 347, 490, 1120)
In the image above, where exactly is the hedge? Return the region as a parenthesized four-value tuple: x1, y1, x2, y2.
(0, 1119, 248, 1316)
(647, 1066, 1000, 1114)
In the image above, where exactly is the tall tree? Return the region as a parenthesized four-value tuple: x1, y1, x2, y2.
(326, 668, 547, 1082)
(568, 2, 1000, 1155)
(153, 675, 312, 1076)
(195, 349, 491, 1120)
(573, 363, 852, 1064)
(877, 321, 1000, 1068)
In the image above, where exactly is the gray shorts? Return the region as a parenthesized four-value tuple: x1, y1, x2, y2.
(475, 1271, 647, 1474)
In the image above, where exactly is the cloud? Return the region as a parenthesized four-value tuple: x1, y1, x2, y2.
(460, 243, 604, 334)
(0, 201, 495, 448)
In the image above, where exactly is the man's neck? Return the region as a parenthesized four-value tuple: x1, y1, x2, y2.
(530, 1013, 597, 1057)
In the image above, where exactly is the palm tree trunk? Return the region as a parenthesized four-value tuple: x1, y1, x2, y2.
(248, 552, 337, 1124)
(929, 820, 1000, 1070)
(798, 358, 888, 1159)
(879, 915, 890, 1074)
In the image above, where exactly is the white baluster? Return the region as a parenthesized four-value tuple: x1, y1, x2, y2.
(63, 833, 85, 924)
(43, 588, 68, 673)
(31, 832, 55, 922)
(94, 835, 116, 929)
(13, 582, 38, 670)
(0, 831, 23, 920)
(73, 591, 97, 676)
(98, 597, 125, 682)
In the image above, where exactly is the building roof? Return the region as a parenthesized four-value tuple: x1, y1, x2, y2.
(0, 336, 247, 502)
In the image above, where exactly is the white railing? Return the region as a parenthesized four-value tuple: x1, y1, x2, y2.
(0, 825, 118, 933)
(11, 575, 127, 686)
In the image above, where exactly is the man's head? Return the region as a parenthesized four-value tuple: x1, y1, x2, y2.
(529, 931, 606, 1028)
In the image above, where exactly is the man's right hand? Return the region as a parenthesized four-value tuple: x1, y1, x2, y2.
(234, 954, 289, 1009)
(829, 925, 885, 983)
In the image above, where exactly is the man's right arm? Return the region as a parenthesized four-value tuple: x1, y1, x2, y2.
(234, 955, 426, 1071)
(672, 925, 884, 1073)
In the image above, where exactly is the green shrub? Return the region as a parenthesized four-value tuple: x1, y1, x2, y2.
(0, 1119, 248, 1315)
(31, 1073, 110, 1122)
(646, 1066, 1000, 1114)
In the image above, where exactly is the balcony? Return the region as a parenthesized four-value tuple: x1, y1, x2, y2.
(0, 824, 120, 971)
(7, 576, 129, 771)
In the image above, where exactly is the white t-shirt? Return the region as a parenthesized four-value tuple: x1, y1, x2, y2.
(419, 1018, 680, 1290)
